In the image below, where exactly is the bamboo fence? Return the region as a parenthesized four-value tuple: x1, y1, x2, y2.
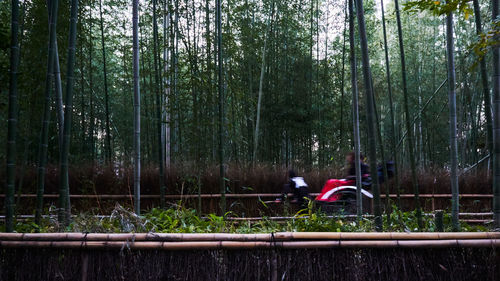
(0, 213, 495, 226)
(0, 193, 494, 199)
(0, 232, 498, 249)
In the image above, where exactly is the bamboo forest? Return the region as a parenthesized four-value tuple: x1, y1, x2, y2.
(0, 0, 500, 279)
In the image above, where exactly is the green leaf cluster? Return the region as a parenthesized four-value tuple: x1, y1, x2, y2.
(404, 0, 473, 18)
(470, 18, 500, 64)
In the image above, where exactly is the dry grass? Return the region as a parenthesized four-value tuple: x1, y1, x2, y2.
(0, 162, 493, 195)
(0, 162, 494, 214)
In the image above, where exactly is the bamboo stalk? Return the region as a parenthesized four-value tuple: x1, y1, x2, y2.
(216, 0, 225, 216)
(0, 239, 498, 249)
(354, 0, 382, 231)
(36, 0, 59, 226)
(491, 0, 500, 230)
(394, 0, 422, 229)
(5, 0, 20, 233)
(132, 0, 141, 216)
(58, 0, 79, 226)
(348, 0, 362, 220)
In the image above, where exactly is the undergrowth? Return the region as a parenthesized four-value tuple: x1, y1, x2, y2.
(4, 203, 490, 233)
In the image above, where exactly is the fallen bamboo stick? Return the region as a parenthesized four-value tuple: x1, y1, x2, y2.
(0, 239, 498, 249)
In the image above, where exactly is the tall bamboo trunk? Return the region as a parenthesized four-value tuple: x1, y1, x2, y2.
(492, 0, 500, 229)
(88, 0, 95, 162)
(216, 0, 225, 215)
(339, 5, 347, 152)
(370, 85, 390, 218)
(307, 0, 313, 166)
(163, 0, 171, 168)
(316, 0, 322, 166)
(253, 10, 271, 163)
(354, 0, 382, 230)
(5, 0, 20, 232)
(35, 0, 59, 226)
(78, 23, 85, 157)
(58, 0, 79, 226)
(54, 42, 64, 146)
(204, 0, 212, 161)
(320, 1, 331, 168)
(133, 0, 141, 215)
(99, 0, 112, 164)
(185, 0, 202, 212)
(348, 0, 362, 220)
(173, 0, 180, 158)
(169, 3, 175, 162)
(152, 0, 165, 209)
(380, 0, 400, 207)
(445, 7, 459, 231)
(394, 0, 422, 228)
(473, 0, 492, 156)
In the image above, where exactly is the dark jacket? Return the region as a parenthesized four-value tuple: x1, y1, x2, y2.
(347, 162, 369, 178)
(346, 161, 395, 186)
(346, 162, 371, 186)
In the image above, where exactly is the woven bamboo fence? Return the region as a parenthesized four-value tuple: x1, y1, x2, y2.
(0, 232, 498, 280)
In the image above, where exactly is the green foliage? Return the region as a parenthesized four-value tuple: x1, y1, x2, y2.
(145, 207, 216, 233)
(5, 204, 491, 233)
(404, 0, 473, 18)
(470, 18, 500, 65)
(384, 206, 433, 232)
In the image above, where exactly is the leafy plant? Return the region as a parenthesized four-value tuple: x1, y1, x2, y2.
(5, 204, 492, 233)
(470, 18, 500, 65)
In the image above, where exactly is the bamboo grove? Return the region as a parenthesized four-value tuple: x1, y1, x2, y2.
(1, 0, 499, 231)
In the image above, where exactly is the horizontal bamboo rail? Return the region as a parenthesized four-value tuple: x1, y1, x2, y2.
(0, 193, 493, 199)
(0, 212, 494, 226)
(223, 213, 494, 221)
(0, 239, 498, 249)
(0, 212, 494, 221)
(0, 232, 498, 241)
(0, 232, 499, 249)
